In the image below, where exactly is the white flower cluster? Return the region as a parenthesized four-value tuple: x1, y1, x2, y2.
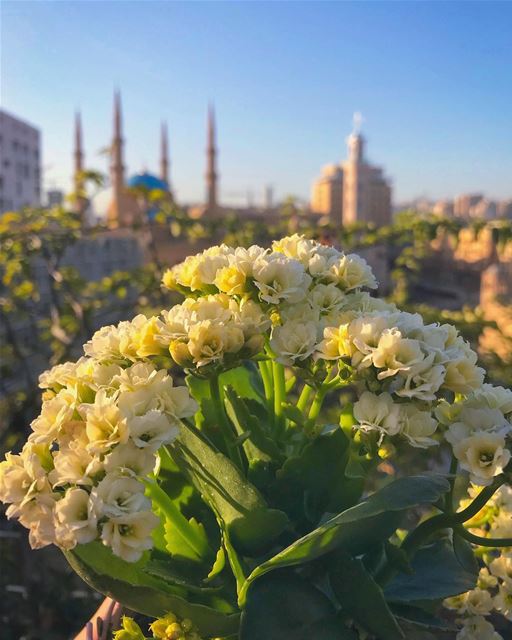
(162, 236, 377, 304)
(162, 235, 380, 370)
(335, 310, 488, 452)
(0, 359, 196, 561)
(444, 485, 512, 639)
(161, 235, 511, 485)
(156, 294, 269, 370)
(439, 386, 512, 486)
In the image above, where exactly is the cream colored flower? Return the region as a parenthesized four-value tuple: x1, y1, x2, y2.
(101, 510, 159, 562)
(478, 567, 498, 590)
(494, 584, 512, 620)
(490, 555, 512, 586)
(214, 263, 247, 295)
(316, 324, 354, 361)
(270, 321, 318, 366)
(445, 407, 510, 446)
(229, 298, 271, 336)
(371, 329, 426, 380)
(456, 616, 503, 640)
(188, 320, 244, 367)
(399, 405, 438, 448)
(353, 391, 401, 441)
(458, 588, 494, 616)
(55, 488, 98, 547)
(395, 361, 445, 402)
(272, 234, 320, 265)
(310, 283, 345, 315)
(30, 392, 75, 444)
(452, 431, 511, 486)
(80, 390, 129, 454)
(444, 354, 485, 395)
(469, 384, 512, 416)
(435, 400, 463, 426)
(104, 442, 156, 477)
(50, 446, 99, 487)
(133, 316, 166, 358)
(280, 301, 321, 324)
(339, 291, 396, 315)
(253, 255, 311, 305)
(39, 361, 80, 391)
(92, 474, 150, 518)
(327, 254, 378, 291)
(348, 314, 395, 368)
(127, 410, 179, 452)
(492, 512, 512, 539)
(9, 494, 57, 549)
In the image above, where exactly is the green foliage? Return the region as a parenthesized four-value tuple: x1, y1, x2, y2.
(240, 571, 355, 640)
(384, 541, 478, 602)
(330, 553, 404, 640)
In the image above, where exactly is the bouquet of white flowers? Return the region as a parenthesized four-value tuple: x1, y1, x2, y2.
(2, 235, 512, 640)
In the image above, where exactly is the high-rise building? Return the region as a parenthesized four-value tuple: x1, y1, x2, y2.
(311, 122, 392, 227)
(342, 132, 392, 226)
(310, 164, 343, 224)
(0, 109, 41, 213)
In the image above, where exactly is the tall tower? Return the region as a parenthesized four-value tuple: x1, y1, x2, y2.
(206, 104, 218, 212)
(109, 90, 125, 227)
(160, 121, 170, 188)
(73, 111, 87, 219)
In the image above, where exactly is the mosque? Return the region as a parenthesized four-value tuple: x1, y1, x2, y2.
(73, 91, 220, 226)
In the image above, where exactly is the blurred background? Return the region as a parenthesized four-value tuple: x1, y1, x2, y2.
(1, 1, 512, 637)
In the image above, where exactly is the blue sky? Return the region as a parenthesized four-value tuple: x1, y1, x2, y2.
(2, 1, 512, 206)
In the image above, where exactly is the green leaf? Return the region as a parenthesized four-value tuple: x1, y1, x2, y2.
(224, 387, 282, 487)
(64, 542, 240, 637)
(143, 559, 223, 594)
(384, 541, 478, 603)
(272, 427, 363, 525)
(220, 363, 265, 402)
(206, 546, 226, 581)
(144, 478, 213, 563)
(239, 475, 449, 605)
(390, 604, 456, 631)
(330, 553, 404, 640)
(170, 423, 289, 556)
(240, 571, 356, 640)
(453, 532, 479, 575)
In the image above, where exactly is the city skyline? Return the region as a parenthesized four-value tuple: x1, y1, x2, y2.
(2, 1, 512, 205)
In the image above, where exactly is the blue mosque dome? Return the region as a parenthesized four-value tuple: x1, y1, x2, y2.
(127, 172, 169, 192)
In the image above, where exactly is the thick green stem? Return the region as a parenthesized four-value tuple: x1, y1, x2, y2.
(209, 375, 244, 469)
(258, 360, 274, 416)
(454, 525, 512, 548)
(297, 383, 314, 414)
(308, 388, 327, 423)
(377, 474, 508, 587)
(454, 475, 506, 523)
(445, 455, 458, 513)
(273, 360, 286, 430)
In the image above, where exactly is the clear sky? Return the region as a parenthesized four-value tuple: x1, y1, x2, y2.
(2, 0, 512, 206)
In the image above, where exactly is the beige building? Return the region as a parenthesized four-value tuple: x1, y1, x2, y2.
(310, 164, 343, 224)
(311, 127, 392, 227)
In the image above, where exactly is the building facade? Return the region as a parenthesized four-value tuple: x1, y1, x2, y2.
(310, 164, 343, 225)
(311, 126, 392, 227)
(0, 109, 41, 213)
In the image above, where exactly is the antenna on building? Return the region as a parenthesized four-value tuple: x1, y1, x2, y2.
(352, 111, 364, 134)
